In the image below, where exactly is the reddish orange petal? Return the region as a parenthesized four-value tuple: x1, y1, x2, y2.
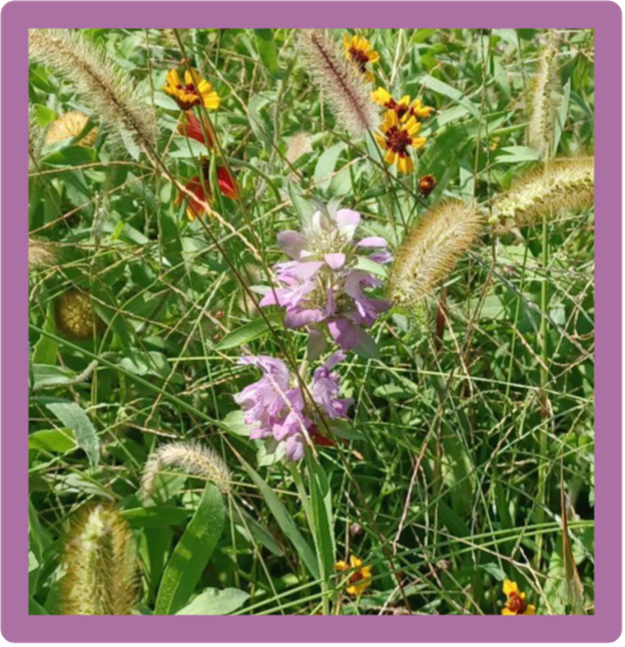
(217, 166, 240, 200)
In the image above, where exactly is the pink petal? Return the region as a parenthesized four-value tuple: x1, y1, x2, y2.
(328, 319, 359, 350)
(324, 253, 346, 270)
(335, 209, 361, 230)
(357, 237, 388, 248)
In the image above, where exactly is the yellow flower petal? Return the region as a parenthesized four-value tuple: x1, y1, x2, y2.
(368, 51, 380, 63)
(397, 155, 414, 174)
(384, 149, 397, 166)
(203, 93, 221, 110)
(525, 605, 536, 615)
(503, 580, 519, 597)
(412, 136, 427, 149)
(372, 87, 392, 106)
(166, 69, 181, 88)
(501, 607, 515, 615)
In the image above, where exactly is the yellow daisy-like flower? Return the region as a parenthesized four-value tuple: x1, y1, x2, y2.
(334, 555, 372, 597)
(343, 33, 379, 82)
(163, 68, 220, 111)
(375, 110, 426, 174)
(502, 580, 536, 615)
(372, 87, 434, 121)
(45, 111, 98, 147)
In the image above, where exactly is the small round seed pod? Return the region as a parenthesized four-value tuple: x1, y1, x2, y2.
(55, 289, 103, 341)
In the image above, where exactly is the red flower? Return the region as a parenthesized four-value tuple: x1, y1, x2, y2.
(175, 160, 240, 221)
(178, 112, 214, 149)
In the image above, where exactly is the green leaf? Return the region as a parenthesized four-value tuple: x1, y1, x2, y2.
(45, 402, 100, 469)
(254, 30, 279, 77)
(314, 143, 344, 192)
(306, 455, 336, 591)
(29, 597, 49, 615)
(419, 74, 479, 117)
(121, 506, 190, 529)
(32, 303, 58, 365)
(42, 146, 97, 167)
(239, 457, 319, 578)
(29, 428, 76, 454)
(222, 410, 254, 437)
(176, 587, 249, 615)
(495, 145, 541, 164)
(154, 483, 226, 615)
(215, 313, 283, 350)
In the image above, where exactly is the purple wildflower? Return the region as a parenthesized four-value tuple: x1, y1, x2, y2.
(234, 352, 352, 462)
(260, 204, 392, 356)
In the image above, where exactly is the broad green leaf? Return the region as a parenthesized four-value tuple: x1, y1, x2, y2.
(176, 587, 249, 615)
(155, 483, 226, 615)
(121, 506, 190, 529)
(42, 146, 97, 167)
(215, 313, 283, 350)
(45, 402, 100, 469)
(254, 30, 279, 77)
(222, 410, 253, 437)
(314, 143, 344, 192)
(419, 74, 479, 117)
(29, 428, 76, 454)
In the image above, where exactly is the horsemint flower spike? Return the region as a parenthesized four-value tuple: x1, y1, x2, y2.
(334, 555, 372, 596)
(163, 67, 220, 111)
(501, 580, 536, 615)
(234, 352, 353, 461)
(55, 289, 104, 340)
(61, 503, 138, 615)
(343, 33, 379, 82)
(375, 109, 427, 174)
(259, 203, 392, 354)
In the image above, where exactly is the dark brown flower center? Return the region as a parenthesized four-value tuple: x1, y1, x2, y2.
(386, 126, 412, 157)
(507, 593, 526, 614)
(349, 47, 370, 74)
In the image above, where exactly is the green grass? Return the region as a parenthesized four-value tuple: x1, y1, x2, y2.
(28, 28, 594, 616)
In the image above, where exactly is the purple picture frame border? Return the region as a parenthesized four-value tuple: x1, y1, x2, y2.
(3, 2, 620, 642)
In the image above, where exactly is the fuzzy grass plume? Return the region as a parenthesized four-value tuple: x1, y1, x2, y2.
(28, 29, 157, 155)
(528, 36, 560, 159)
(389, 200, 483, 307)
(28, 105, 46, 170)
(61, 503, 138, 615)
(141, 440, 232, 496)
(491, 157, 594, 228)
(298, 29, 379, 137)
(28, 238, 55, 271)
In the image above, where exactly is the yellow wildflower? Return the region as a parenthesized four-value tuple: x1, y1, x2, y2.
(343, 33, 379, 82)
(372, 87, 434, 120)
(375, 109, 426, 174)
(163, 68, 220, 111)
(502, 580, 536, 615)
(334, 555, 372, 597)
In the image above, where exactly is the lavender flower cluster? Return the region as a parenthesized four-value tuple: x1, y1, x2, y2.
(260, 206, 392, 356)
(234, 204, 391, 461)
(234, 353, 353, 461)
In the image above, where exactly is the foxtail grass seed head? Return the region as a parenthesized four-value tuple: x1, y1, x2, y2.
(141, 440, 232, 496)
(491, 157, 594, 229)
(29, 29, 157, 155)
(29, 237, 55, 271)
(390, 200, 483, 307)
(46, 111, 98, 147)
(55, 289, 102, 340)
(61, 503, 138, 615)
(528, 37, 560, 160)
(298, 29, 379, 137)
(28, 105, 46, 170)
